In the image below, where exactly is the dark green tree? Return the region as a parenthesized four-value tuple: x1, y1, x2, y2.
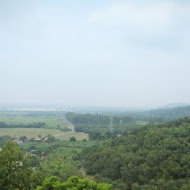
(70, 137, 76, 142)
(19, 136, 27, 142)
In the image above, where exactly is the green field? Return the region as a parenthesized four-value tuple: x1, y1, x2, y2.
(0, 128, 89, 141)
(0, 111, 89, 141)
(0, 128, 62, 138)
(0, 117, 68, 130)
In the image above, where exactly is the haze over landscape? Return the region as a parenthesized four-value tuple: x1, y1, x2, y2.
(1, 1, 190, 190)
(0, 0, 190, 108)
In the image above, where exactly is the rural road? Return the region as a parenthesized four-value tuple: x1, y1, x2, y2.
(63, 118, 75, 132)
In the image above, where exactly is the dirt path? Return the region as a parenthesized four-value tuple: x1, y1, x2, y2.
(63, 118, 75, 132)
(54, 117, 88, 140)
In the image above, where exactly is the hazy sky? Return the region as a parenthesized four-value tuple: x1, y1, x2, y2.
(0, 0, 190, 108)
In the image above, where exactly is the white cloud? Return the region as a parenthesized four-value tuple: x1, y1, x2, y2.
(90, 2, 172, 27)
(89, 1, 190, 38)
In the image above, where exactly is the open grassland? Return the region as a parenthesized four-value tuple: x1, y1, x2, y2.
(0, 116, 68, 130)
(0, 128, 62, 138)
(0, 128, 89, 141)
(0, 111, 89, 141)
(56, 132, 89, 141)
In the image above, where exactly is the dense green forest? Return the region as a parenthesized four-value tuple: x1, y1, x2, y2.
(65, 112, 143, 136)
(0, 111, 190, 189)
(82, 117, 190, 190)
(65, 112, 110, 133)
(0, 140, 111, 190)
(66, 106, 190, 135)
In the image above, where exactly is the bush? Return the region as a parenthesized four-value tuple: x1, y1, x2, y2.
(69, 137, 76, 142)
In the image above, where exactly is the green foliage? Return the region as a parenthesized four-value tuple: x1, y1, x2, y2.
(89, 132, 117, 140)
(19, 135, 27, 141)
(146, 106, 190, 120)
(36, 175, 112, 190)
(0, 121, 46, 128)
(70, 136, 77, 141)
(0, 141, 32, 190)
(46, 135, 56, 143)
(0, 135, 11, 147)
(65, 112, 162, 135)
(65, 112, 110, 133)
(37, 146, 82, 180)
(82, 117, 190, 189)
(21, 140, 97, 187)
(65, 112, 140, 134)
(21, 140, 96, 158)
(0, 111, 69, 132)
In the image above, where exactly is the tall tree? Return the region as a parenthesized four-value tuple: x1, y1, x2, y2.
(0, 141, 32, 190)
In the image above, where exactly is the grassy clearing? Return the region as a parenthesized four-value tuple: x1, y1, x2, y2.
(0, 111, 89, 141)
(57, 132, 89, 141)
(0, 117, 68, 130)
(0, 128, 89, 141)
(0, 128, 62, 138)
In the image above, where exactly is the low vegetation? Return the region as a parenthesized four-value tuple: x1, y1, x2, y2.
(0, 111, 69, 131)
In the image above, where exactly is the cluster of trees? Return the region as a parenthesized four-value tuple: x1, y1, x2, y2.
(0, 141, 112, 190)
(65, 112, 141, 134)
(0, 121, 46, 128)
(65, 112, 110, 124)
(65, 112, 166, 135)
(65, 112, 110, 133)
(89, 132, 118, 140)
(0, 141, 32, 190)
(26, 111, 65, 118)
(82, 117, 190, 189)
(21, 140, 97, 183)
(36, 176, 112, 190)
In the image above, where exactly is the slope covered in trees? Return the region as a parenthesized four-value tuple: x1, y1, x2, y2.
(0, 141, 112, 190)
(1, 114, 190, 189)
(65, 112, 144, 135)
(142, 105, 190, 121)
(65, 112, 110, 133)
(82, 117, 190, 190)
(0, 142, 32, 190)
(37, 176, 112, 190)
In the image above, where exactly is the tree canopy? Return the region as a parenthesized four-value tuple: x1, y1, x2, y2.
(82, 117, 190, 189)
(36, 176, 112, 190)
(0, 141, 32, 190)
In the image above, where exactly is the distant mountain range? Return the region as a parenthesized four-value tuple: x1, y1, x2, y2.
(158, 103, 189, 109)
(147, 104, 190, 120)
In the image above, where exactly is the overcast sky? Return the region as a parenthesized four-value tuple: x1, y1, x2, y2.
(0, 0, 190, 108)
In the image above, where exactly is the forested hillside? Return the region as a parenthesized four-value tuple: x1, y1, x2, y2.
(82, 117, 190, 190)
(144, 106, 190, 120)
(66, 106, 190, 137)
(0, 114, 190, 189)
(0, 141, 112, 190)
(65, 112, 110, 133)
(65, 112, 149, 136)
